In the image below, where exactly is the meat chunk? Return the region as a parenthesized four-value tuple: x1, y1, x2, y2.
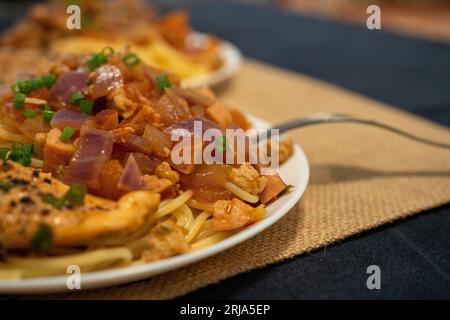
(142, 174, 176, 198)
(120, 104, 161, 135)
(259, 173, 287, 204)
(108, 87, 138, 119)
(267, 138, 294, 164)
(155, 161, 180, 184)
(205, 101, 232, 128)
(142, 220, 189, 262)
(213, 198, 265, 231)
(228, 163, 268, 195)
(33, 132, 47, 158)
(42, 128, 75, 172)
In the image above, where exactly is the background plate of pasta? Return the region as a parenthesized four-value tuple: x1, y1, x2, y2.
(0, 0, 242, 89)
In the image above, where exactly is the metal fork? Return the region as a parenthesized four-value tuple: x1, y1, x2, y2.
(258, 113, 450, 149)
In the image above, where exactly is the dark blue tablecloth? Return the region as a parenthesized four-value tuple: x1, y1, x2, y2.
(1, 0, 449, 299)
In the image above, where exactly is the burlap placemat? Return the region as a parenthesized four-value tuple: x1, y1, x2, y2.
(36, 59, 450, 299)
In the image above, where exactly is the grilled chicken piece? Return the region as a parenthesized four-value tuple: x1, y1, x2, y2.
(0, 160, 160, 249)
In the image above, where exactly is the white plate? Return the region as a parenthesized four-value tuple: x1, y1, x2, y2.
(181, 33, 242, 89)
(0, 115, 309, 294)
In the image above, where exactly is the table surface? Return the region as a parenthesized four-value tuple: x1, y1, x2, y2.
(1, 0, 450, 299)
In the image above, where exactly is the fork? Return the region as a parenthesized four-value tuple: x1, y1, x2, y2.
(258, 113, 450, 150)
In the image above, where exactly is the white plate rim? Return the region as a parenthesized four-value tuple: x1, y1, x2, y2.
(181, 33, 243, 89)
(0, 115, 309, 294)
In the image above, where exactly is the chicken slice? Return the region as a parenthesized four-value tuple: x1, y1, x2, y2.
(0, 160, 160, 250)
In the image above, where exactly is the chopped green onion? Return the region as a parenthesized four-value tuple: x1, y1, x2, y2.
(42, 110, 55, 124)
(156, 74, 171, 90)
(87, 52, 107, 71)
(65, 183, 87, 207)
(41, 103, 52, 111)
(41, 74, 57, 88)
(60, 127, 75, 142)
(23, 108, 37, 119)
(41, 193, 66, 209)
(79, 99, 93, 115)
(6, 143, 34, 166)
(13, 93, 26, 109)
(122, 52, 140, 67)
(101, 46, 115, 57)
(31, 223, 54, 252)
(18, 80, 33, 94)
(31, 78, 44, 90)
(40, 183, 87, 209)
(0, 147, 9, 160)
(70, 91, 85, 104)
(11, 82, 19, 93)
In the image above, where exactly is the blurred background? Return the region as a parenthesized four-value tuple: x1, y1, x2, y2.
(1, 0, 450, 44)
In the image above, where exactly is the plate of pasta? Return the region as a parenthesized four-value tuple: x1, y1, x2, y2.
(0, 44, 308, 293)
(0, 0, 241, 89)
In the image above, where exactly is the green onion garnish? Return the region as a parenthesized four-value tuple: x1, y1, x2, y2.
(31, 223, 54, 252)
(65, 183, 87, 207)
(31, 78, 44, 90)
(13, 93, 26, 109)
(41, 74, 57, 88)
(0, 147, 10, 160)
(60, 127, 75, 142)
(70, 91, 85, 104)
(42, 110, 55, 124)
(23, 108, 36, 119)
(4, 143, 34, 166)
(122, 52, 140, 67)
(41, 193, 65, 209)
(17, 80, 33, 94)
(101, 46, 115, 57)
(79, 99, 93, 115)
(11, 82, 19, 93)
(40, 183, 87, 209)
(156, 74, 171, 90)
(87, 52, 107, 71)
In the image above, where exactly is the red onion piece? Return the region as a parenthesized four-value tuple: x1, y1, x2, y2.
(50, 71, 89, 109)
(131, 152, 158, 175)
(124, 133, 171, 158)
(64, 127, 114, 188)
(50, 108, 89, 130)
(164, 117, 221, 140)
(90, 65, 123, 100)
(117, 153, 143, 192)
(143, 124, 172, 153)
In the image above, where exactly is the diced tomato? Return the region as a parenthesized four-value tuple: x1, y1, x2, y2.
(95, 109, 119, 131)
(90, 160, 126, 200)
(259, 173, 287, 204)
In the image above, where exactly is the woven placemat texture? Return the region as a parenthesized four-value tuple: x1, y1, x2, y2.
(37, 59, 450, 299)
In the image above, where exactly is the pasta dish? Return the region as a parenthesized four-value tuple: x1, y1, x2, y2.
(0, 45, 293, 278)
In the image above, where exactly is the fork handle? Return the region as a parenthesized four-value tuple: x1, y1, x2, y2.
(265, 113, 450, 150)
